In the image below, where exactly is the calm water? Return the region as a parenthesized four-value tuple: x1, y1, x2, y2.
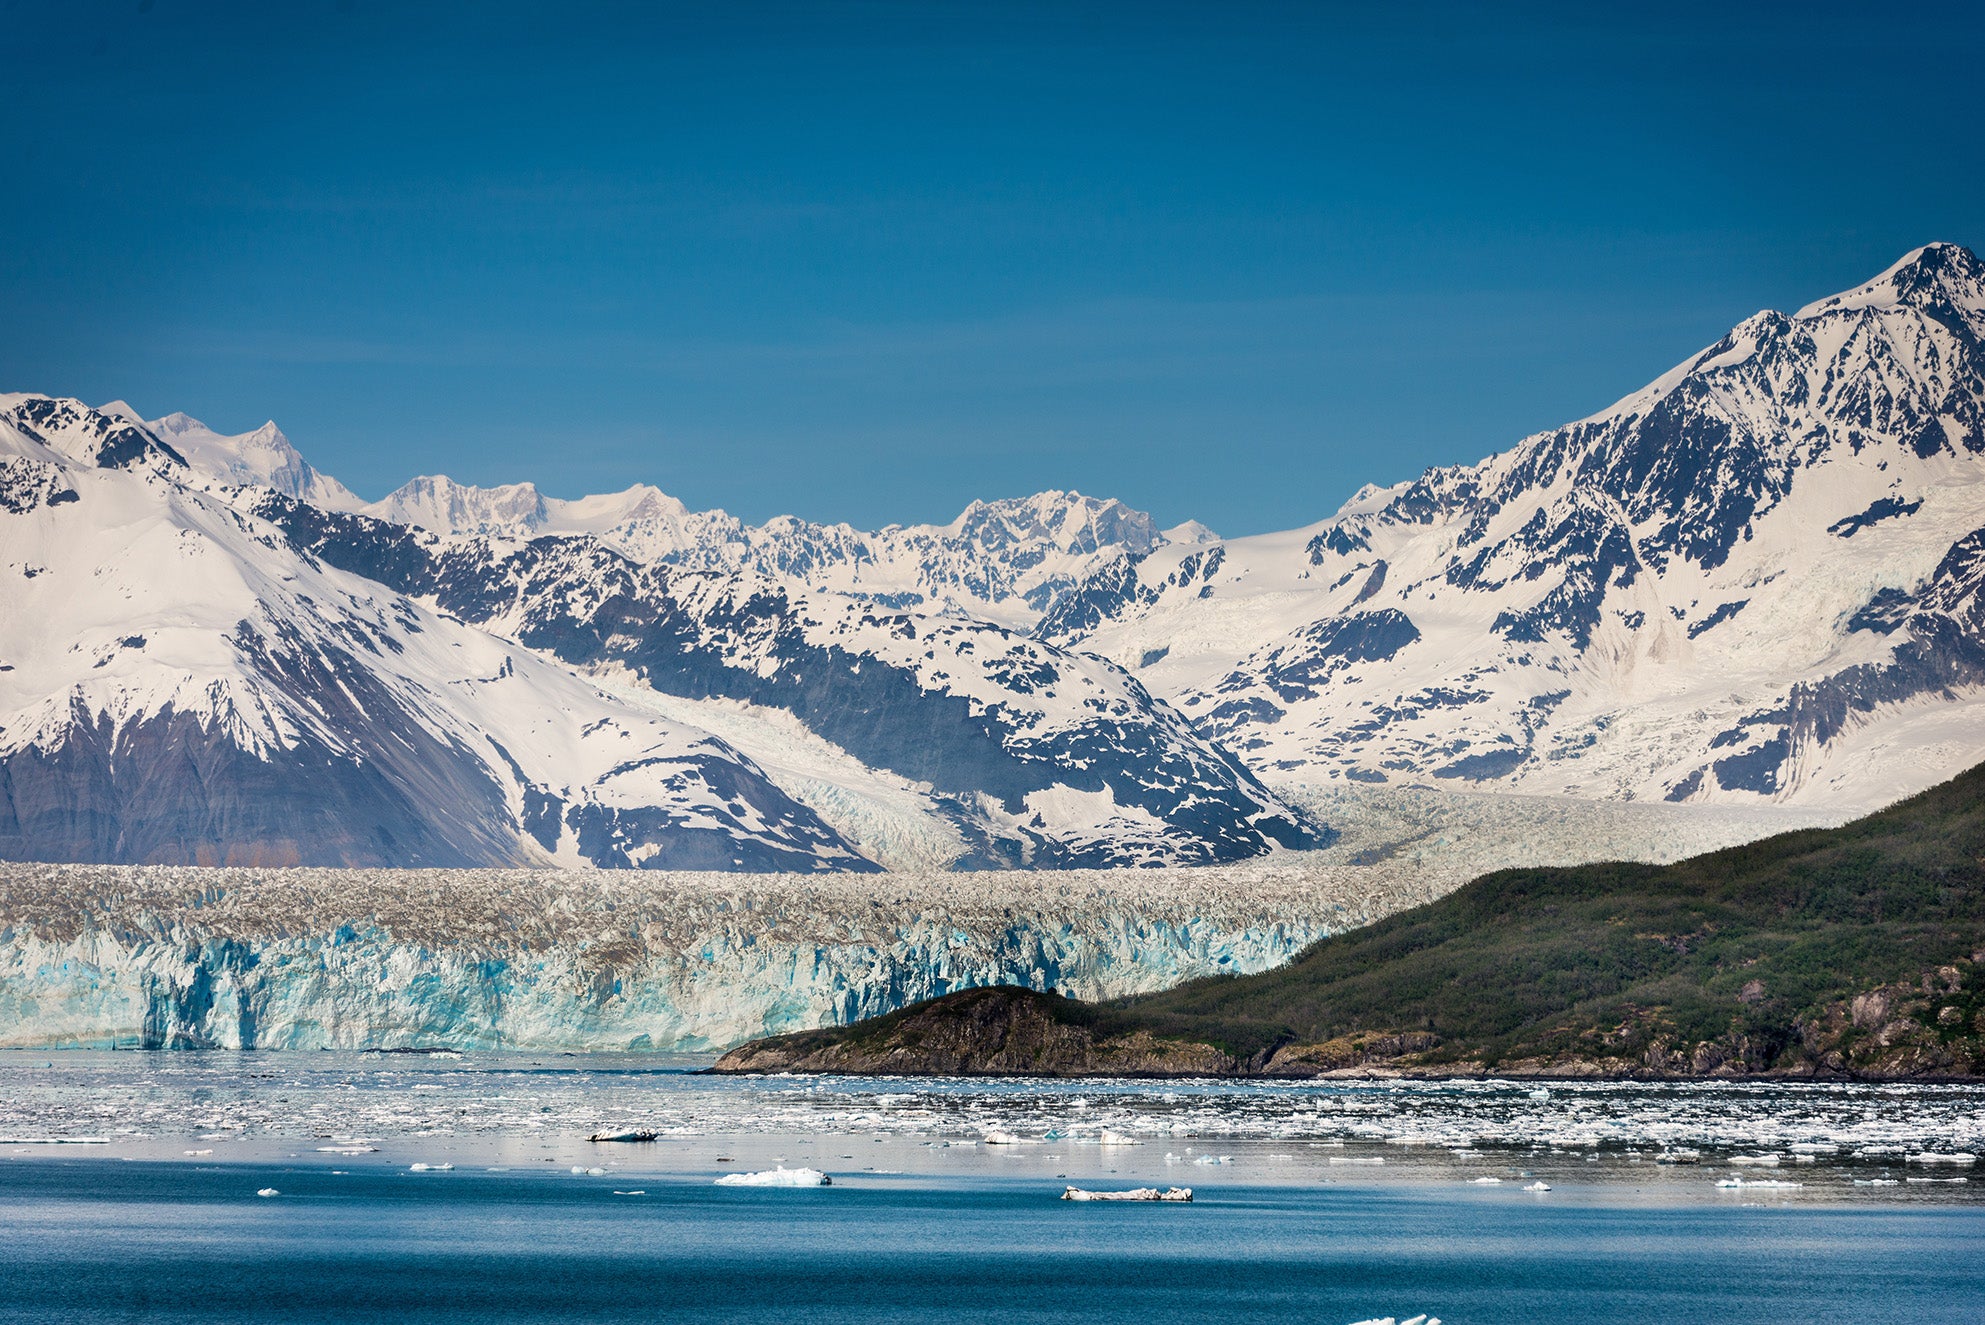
(1, 1052, 1982, 1323)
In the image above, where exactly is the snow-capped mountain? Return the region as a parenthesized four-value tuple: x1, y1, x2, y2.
(257, 495, 1317, 868)
(139, 408, 367, 514)
(353, 476, 1202, 627)
(11, 242, 1981, 871)
(151, 415, 1211, 626)
(1043, 243, 1985, 811)
(0, 394, 884, 871)
(0, 394, 1313, 870)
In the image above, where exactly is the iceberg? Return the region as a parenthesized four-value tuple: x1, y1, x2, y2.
(255, 1188, 280, 1197)
(1059, 1186, 1193, 1202)
(714, 1166, 831, 1187)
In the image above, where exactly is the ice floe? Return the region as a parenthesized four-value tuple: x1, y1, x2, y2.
(715, 1166, 831, 1187)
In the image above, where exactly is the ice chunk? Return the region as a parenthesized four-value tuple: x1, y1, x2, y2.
(255, 1188, 280, 1198)
(1522, 1181, 1551, 1192)
(714, 1166, 831, 1187)
(408, 1163, 454, 1172)
(1906, 1152, 1977, 1165)
(1060, 1186, 1193, 1202)
(587, 1129, 657, 1143)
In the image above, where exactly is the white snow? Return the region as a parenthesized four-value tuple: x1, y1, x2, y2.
(714, 1165, 830, 1187)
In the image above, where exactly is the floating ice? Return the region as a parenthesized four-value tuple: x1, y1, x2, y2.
(1906, 1152, 1976, 1165)
(1348, 1315, 1440, 1325)
(587, 1129, 657, 1143)
(408, 1163, 453, 1172)
(1060, 1186, 1193, 1202)
(1716, 1177, 1801, 1189)
(1522, 1181, 1551, 1192)
(255, 1188, 280, 1197)
(1469, 1177, 1502, 1184)
(714, 1166, 831, 1187)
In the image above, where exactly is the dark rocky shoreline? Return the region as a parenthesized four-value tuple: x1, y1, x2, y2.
(710, 980, 1985, 1083)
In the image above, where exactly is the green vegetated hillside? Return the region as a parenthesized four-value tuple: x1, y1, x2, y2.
(715, 760, 1985, 1079)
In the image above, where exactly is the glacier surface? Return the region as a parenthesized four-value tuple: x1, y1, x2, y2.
(0, 860, 1455, 1051)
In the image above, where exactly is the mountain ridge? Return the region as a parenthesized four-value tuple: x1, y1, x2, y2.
(8, 242, 1985, 870)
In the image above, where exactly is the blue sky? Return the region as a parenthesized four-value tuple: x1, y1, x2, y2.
(4, 1, 1981, 535)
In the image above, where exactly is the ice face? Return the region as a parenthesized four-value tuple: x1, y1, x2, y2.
(0, 859, 1435, 1051)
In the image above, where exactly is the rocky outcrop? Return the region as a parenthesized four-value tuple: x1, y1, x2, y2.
(709, 961, 1985, 1082)
(713, 986, 1244, 1077)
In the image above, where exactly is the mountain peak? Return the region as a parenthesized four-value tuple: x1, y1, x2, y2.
(1794, 241, 1985, 320)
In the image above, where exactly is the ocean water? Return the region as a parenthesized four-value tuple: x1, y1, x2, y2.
(1, 1052, 1982, 1323)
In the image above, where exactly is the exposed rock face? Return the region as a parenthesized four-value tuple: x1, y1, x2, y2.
(0, 392, 1313, 871)
(0, 859, 1434, 1050)
(1048, 244, 1985, 812)
(712, 969, 1985, 1081)
(714, 986, 1244, 1077)
(257, 496, 1319, 868)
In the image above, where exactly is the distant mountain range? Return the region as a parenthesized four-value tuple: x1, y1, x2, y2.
(3, 243, 1983, 869)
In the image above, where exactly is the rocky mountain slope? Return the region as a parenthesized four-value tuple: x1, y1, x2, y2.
(151, 408, 1212, 629)
(0, 395, 877, 871)
(1045, 243, 1985, 812)
(8, 243, 1984, 871)
(0, 395, 1310, 869)
(715, 756, 1985, 1080)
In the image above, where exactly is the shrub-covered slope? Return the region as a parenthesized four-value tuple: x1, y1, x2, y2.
(717, 759, 1985, 1078)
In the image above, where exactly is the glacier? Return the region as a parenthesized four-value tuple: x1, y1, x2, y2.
(0, 860, 1458, 1051)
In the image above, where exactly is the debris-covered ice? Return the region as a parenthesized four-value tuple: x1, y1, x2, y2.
(0, 860, 1449, 1051)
